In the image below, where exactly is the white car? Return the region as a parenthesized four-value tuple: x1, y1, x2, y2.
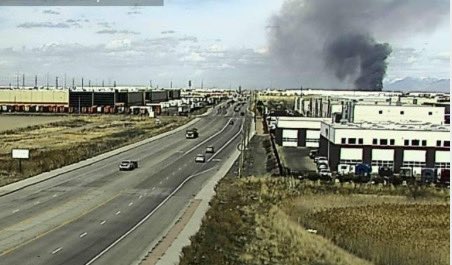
(314, 156, 328, 164)
(206, 146, 215, 154)
(195, 154, 206, 163)
(318, 164, 329, 170)
(319, 169, 332, 179)
(119, 160, 138, 171)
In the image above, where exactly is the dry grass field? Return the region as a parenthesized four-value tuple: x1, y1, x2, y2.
(0, 115, 191, 186)
(179, 176, 449, 265)
(0, 115, 67, 132)
(289, 194, 450, 265)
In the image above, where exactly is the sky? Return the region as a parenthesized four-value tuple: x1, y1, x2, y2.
(0, 0, 449, 89)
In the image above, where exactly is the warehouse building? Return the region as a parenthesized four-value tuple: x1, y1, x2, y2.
(318, 120, 450, 174)
(273, 117, 328, 148)
(0, 88, 182, 114)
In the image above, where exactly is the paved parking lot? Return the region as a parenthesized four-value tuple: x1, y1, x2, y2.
(277, 146, 317, 175)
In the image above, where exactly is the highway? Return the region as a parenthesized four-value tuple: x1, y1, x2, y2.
(0, 102, 246, 265)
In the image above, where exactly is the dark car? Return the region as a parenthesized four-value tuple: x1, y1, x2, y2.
(309, 150, 318, 159)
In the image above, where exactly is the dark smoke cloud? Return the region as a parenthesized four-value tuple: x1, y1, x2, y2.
(268, 0, 449, 90)
(326, 33, 392, 90)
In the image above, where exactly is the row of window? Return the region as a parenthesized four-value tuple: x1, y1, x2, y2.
(403, 161, 427, 167)
(371, 161, 393, 167)
(340, 138, 450, 147)
(373, 138, 395, 145)
(282, 137, 297, 142)
(435, 162, 451, 169)
(341, 138, 364, 144)
(436, 140, 450, 147)
(378, 110, 433, 115)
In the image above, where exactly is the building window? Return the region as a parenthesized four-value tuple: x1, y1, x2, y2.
(380, 139, 388, 145)
(428, 112, 433, 115)
(341, 138, 346, 144)
(373, 139, 378, 145)
(445, 141, 450, 147)
(421, 140, 427, 146)
(411, 139, 420, 146)
(390, 139, 395, 145)
(400, 111, 404, 115)
(348, 138, 356, 144)
(379, 110, 383, 114)
(437, 140, 442, 147)
(358, 138, 363, 144)
(404, 139, 409, 146)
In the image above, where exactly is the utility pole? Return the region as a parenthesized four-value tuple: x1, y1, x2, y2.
(22, 74, 25, 88)
(55, 76, 58, 89)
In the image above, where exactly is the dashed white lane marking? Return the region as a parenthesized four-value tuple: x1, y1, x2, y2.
(128, 202, 133, 207)
(152, 187, 156, 190)
(80, 232, 88, 238)
(52, 247, 62, 254)
(34, 201, 40, 205)
(166, 176, 168, 180)
(159, 181, 162, 184)
(12, 209, 20, 214)
(100, 220, 106, 225)
(115, 211, 121, 215)
(139, 195, 143, 199)
(52, 194, 57, 198)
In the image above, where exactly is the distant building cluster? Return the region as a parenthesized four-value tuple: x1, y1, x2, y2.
(263, 89, 450, 177)
(0, 87, 233, 116)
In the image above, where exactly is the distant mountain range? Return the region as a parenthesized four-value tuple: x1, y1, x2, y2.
(383, 77, 450, 93)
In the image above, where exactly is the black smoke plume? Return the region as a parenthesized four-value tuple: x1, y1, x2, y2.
(268, 0, 449, 90)
(325, 33, 392, 90)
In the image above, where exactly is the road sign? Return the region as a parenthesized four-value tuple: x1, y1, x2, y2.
(12, 149, 29, 159)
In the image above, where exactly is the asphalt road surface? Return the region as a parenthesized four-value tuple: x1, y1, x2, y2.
(0, 102, 247, 265)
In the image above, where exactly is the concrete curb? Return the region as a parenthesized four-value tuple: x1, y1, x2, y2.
(0, 117, 201, 197)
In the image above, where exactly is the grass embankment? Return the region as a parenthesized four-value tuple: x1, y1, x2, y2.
(0, 115, 191, 186)
(179, 177, 449, 265)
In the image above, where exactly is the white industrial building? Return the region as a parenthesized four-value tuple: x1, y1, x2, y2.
(273, 117, 328, 148)
(318, 120, 450, 174)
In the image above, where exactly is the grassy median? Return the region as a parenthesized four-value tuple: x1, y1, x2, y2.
(0, 115, 192, 186)
(179, 176, 449, 265)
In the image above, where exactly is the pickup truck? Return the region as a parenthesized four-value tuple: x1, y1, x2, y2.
(185, 128, 199, 139)
(119, 160, 138, 171)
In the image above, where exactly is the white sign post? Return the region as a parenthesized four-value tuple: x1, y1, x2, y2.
(12, 149, 30, 173)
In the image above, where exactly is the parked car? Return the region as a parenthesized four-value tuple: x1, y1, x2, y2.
(421, 168, 437, 184)
(317, 163, 329, 170)
(314, 156, 327, 164)
(309, 150, 318, 159)
(195, 154, 206, 163)
(316, 158, 329, 165)
(206, 146, 215, 154)
(119, 160, 138, 171)
(337, 164, 355, 176)
(319, 169, 332, 180)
